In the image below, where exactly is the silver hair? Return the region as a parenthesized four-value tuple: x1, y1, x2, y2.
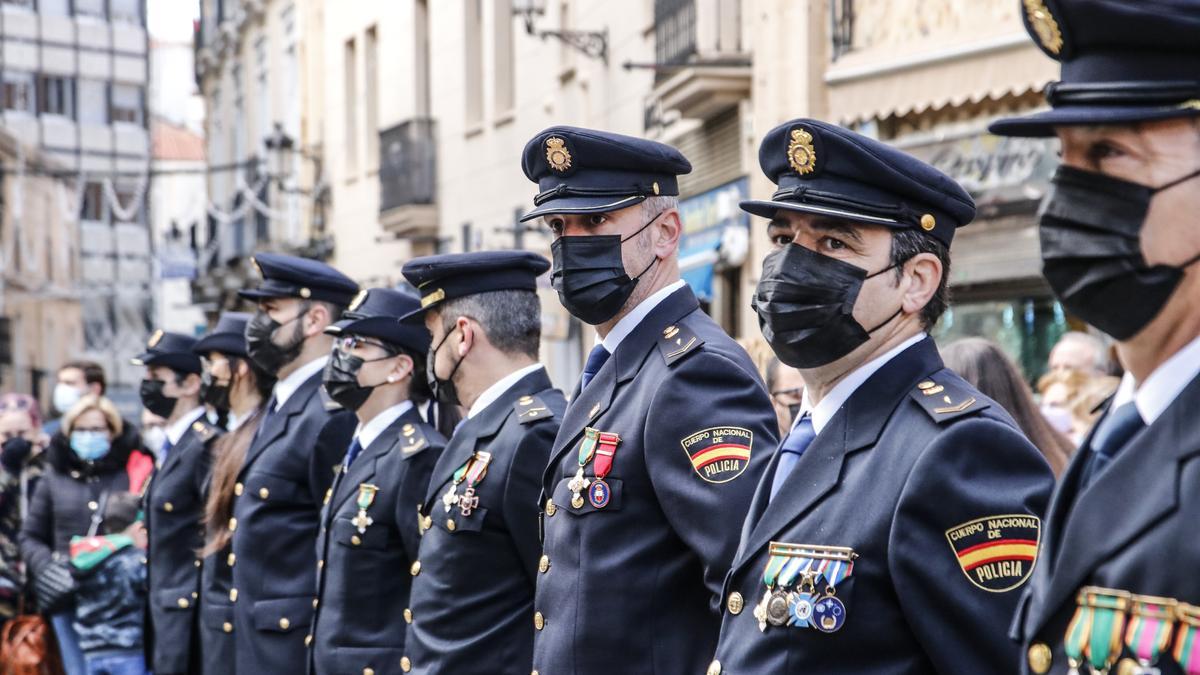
(641, 195, 679, 219)
(1055, 331, 1110, 373)
(437, 290, 542, 359)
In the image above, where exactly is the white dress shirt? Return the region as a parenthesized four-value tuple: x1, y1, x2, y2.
(1108, 334, 1200, 425)
(354, 401, 414, 450)
(599, 279, 687, 354)
(166, 406, 208, 446)
(467, 363, 546, 419)
(272, 355, 329, 409)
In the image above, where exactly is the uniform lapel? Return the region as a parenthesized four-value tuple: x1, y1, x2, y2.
(543, 286, 700, 486)
(241, 371, 322, 473)
(156, 424, 197, 481)
(733, 338, 943, 576)
(331, 411, 416, 513)
(1030, 373, 1200, 635)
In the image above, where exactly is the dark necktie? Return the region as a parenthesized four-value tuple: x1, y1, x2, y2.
(342, 437, 364, 469)
(1078, 402, 1145, 489)
(769, 414, 816, 502)
(580, 344, 611, 390)
(158, 437, 173, 466)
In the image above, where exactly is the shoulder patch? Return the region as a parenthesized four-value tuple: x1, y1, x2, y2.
(909, 378, 989, 423)
(945, 514, 1041, 592)
(680, 426, 754, 484)
(399, 423, 430, 456)
(190, 420, 219, 443)
(514, 395, 554, 425)
(657, 323, 705, 366)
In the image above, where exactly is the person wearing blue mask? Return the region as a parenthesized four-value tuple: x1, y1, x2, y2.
(18, 394, 153, 675)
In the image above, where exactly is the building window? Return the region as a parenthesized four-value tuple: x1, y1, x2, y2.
(0, 0, 34, 9)
(81, 182, 105, 222)
(2, 72, 34, 114)
(37, 76, 75, 118)
(364, 26, 379, 172)
(111, 83, 143, 124)
(344, 37, 358, 174)
(77, 78, 107, 124)
(255, 35, 269, 149)
(464, 0, 483, 126)
(414, 0, 431, 117)
(110, 0, 141, 24)
(493, 0, 515, 115)
(39, 0, 69, 14)
(74, 0, 106, 20)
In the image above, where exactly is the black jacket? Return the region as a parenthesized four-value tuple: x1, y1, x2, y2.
(19, 426, 149, 583)
(71, 537, 147, 652)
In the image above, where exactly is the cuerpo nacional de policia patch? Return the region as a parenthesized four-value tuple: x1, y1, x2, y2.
(680, 426, 753, 484)
(945, 514, 1041, 592)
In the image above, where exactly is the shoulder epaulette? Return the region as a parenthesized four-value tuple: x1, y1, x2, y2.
(399, 423, 431, 455)
(657, 322, 705, 367)
(190, 419, 220, 443)
(514, 394, 554, 425)
(909, 378, 990, 424)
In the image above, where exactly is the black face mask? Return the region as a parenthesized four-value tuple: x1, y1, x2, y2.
(139, 378, 178, 418)
(752, 244, 903, 369)
(1039, 165, 1200, 341)
(245, 308, 307, 375)
(550, 212, 663, 325)
(323, 347, 396, 412)
(0, 437, 33, 473)
(199, 369, 231, 412)
(427, 327, 463, 407)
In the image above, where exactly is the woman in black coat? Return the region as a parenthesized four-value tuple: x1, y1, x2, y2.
(18, 394, 151, 675)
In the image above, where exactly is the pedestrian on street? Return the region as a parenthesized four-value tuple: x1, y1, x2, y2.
(0, 393, 48, 625)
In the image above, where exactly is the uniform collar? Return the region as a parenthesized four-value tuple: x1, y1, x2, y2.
(799, 332, 927, 435)
(273, 355, 329, 408)
(166, 406, 207, 446)
(468, 363, 546, 419)
(355, 400, 414, 449)
(599, 279, 687, 354)
(1109, 333, 1200, 426)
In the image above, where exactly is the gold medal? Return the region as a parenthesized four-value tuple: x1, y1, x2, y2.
(753, 589, 772, 633)
(766, 589, 792, 626)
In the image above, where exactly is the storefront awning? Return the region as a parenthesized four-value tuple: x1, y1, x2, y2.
(825, 36, 1058, 125)
(679, 178, 750, 301)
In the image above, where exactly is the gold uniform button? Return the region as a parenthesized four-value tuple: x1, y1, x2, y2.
(707, 660, 722, 675)
(1116, 658, 1138, 675)
(194, 559, 201, 568)
(229, 588, 238, 602)
(234, 483, 244, 496)
(312, 598, 319, 608)
(318, 559, 324, 569)
(403, 608, 413, 623)
(228, 517, 237, 532)
(727, 592, 744, 615)
(447, 519, 457, 531)
(177, 598, 189, 608)
(363, 669, 375, 675)
(259, 487, 270, 499)
(222, 622, 233, 633)
(400, 656, 411, 672)
(304, 634, 312, 646)
(422, 515, 432, 531)
(88, 501, 98, 511)
(164, 502, 174, 512)
(351, 535, 362, 546)
(533, 611, 545, 630)
(279, 617, 290, 630)
(538, 555, 550, 574)
(227, 553, 236, 567)
(192, 591, 198, 599)
(545, 499, 556, 516)
(1027, 643, 1052, 674)
(410, 561, 421, 576)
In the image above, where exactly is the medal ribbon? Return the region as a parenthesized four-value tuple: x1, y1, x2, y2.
(1078, 589, 1129, 671)
(776, 556, 808, 587)
(452, 456, 473, 486)
(762, 555, 787, 589)
(1063, 601, 1094, 665)
(356, 485, 377, 510)
(1125, 596, 1176, 665)
(464, 452, 491, 488)
(592, 432, 620, 479)
(1173, 604, 1200, 674)
(577, 428, 599, 469)
(822, 559, 853, 589)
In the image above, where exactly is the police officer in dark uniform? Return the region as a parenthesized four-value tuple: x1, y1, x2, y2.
(991, 3, 1200, 674)
(399, 251, 566, 675)
(308, 288, 447, 674)
(132, 330, 223, 675)
(229, 253, 359, 674)
(708, 119, 1056, 674)
(519, 126, 779, 674)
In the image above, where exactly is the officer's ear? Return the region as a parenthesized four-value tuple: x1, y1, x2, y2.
(387, 353, 414, 384)
(179, 372, 203, 398)
(900, 251, 943, 318)
(302, 302, 335, 337)
(654, 209, 683, 258)
(455, 316, 475, 358)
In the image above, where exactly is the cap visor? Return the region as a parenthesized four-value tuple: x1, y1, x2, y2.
(739, 199, 903, 227)
(237, 288, 287, 301)
(519, 194, 648, 222)
(990, 104, 1200, 137)
(193, 335, 247, 357)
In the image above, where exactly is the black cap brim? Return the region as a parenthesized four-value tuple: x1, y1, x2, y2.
(193, 334, 247, 358)
(338, 316, 432, 355)
(519, 194, 648, 222)
(131, 352, 202, 374)
(739, 199, 903, 227)
(990, 104, 1200, 137)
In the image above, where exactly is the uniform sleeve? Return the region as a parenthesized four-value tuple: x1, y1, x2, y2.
(503, 419, 558, 582)
(18, 475, 55, 579)
(889, 415, 1054, 675)
(308, 412, 356, 506)
(644, 350, 778, 605)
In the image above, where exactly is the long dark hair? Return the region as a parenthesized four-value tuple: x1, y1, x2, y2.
(202, 356, 275, 556)
(940, 337, 1073, 476)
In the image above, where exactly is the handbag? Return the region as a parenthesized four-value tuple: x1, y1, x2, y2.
(0, 597, 66, 675)
(33, 491, 110, 614)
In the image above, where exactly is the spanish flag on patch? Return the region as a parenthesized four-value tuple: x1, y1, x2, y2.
(944, 514, 1041, 592)
(679, 426, 754, 484)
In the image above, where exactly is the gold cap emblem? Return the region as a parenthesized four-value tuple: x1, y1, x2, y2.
(348, 289, 368, 311)
(1023, 0, 1063, 54)
(299, 287, 312, 299)
(148, 329, 164, 348)
(421, 288, 445, 308)
(787, 128, 817, 176)
(545, 137, 572, 172)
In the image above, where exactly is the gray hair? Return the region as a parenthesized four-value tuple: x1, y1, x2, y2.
(1055, 331, 1110, 373)
(641, 195, 678, 220)
(438, 290, 542, 359)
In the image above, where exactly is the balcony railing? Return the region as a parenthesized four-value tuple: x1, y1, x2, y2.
(655, 0, 698, 67)
(379, 118, 437, 214)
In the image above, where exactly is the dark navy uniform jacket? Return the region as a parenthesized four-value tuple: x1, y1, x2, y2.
(710, 338, 1054, 675)
(1015, 372, 1200, 675)
(532, 285, 778, 675)
(144, 413, 221, 675)
(404, 367, 565, 675)
(309, 404, 446, 675)
(229, 367, 356, 674)
(199, 521, 235, 675)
